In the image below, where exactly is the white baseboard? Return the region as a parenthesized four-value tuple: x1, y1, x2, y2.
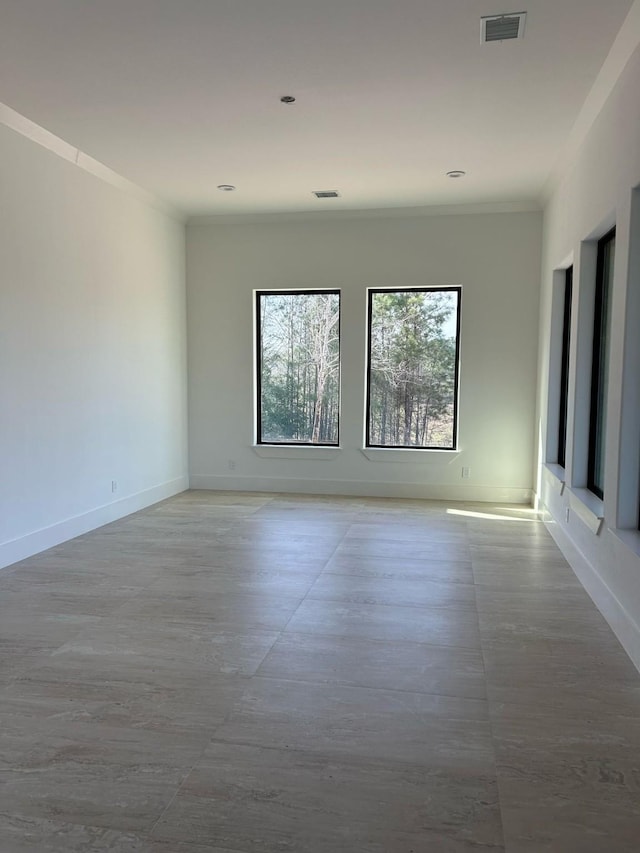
(189, 474, 532, 504)
(0, 475, 189, 571)
(544, 515, 640, 673)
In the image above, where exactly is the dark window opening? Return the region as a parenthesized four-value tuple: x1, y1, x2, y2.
(558, 266, 573, 469)
(588, 229, 616, 499)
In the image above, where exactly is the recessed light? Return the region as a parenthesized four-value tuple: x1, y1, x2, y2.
(280, 95, 296, 104)
(217, 184, 236, 192)
(446, 171, 466, 179)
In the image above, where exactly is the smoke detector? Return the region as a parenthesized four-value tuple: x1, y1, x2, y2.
(481, 12, 526, 43)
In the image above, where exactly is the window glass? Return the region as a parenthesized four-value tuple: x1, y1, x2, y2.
(366, 288, 461, 449)
(557, 266, 573, 469)
(256, 290, 340, 445)
(588, 230, 615, 498)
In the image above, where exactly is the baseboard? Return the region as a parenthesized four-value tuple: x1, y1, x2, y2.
(0, 475, 189, 571)
(544, 514, 640, 673)
(189, 474, 532, 504)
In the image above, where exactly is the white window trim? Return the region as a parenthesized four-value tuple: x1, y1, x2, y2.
(253, 445, 341, 461)
(567, 486, 604, 535)
(360, 448, 460, 464)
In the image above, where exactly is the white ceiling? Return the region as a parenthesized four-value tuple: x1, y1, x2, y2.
(0, 0, 634, 217)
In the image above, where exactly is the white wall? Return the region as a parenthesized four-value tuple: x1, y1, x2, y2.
(187, 210, 542, 502)
(0, 122, 189, 569)
(536, 40, 640, 668)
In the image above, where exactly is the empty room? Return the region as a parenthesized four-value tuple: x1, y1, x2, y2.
(2, 1, 640, 851)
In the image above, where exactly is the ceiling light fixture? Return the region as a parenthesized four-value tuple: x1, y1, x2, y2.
(446, 171, 466, 179)
(217, 184, 236, 191)
(280, 95, 296, 104)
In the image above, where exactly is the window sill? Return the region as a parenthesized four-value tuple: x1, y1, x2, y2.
(543, 462, 566, 494)
(360, 447, 460, 464)
(253, 445, 341, 461)
(610, 527, 640, 560)
(567, 487, 605, 535)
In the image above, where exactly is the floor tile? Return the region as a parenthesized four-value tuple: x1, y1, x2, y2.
(1, 722, 201, 832)
(285, 598, 482, 648)
(152, 742, 503, 852)
(474, 585, 596, 612)
(113, 590, 303, 631)
(346, 520, 469, 544)
(323, 551, 474, 583)
(483, 644, 640, 713)
(0, 588, 138, 619)
(4, 655, 247, 736)
(307, 571, 477, 609)
(213, 677, 492, 770)
(142, 843, 247, 853)
(258, 632, 487, 698)
(146, 568, 319, 600)
(336, 536, 471, 562)
(51, 618, 280, 676)
(477, 607, 622, 656)
(498, 798, 640, 852)
(0, 614, 102, 659)
(1, 770, 181, 834)
(1, 490, 640, 852)
(0, 815, 147, 853)
(489, 702, 640, 808)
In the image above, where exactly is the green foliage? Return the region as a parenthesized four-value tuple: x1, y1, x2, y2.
(259, 292, 340, 443)
(258, 288, 458, 448)
(368, 290, 458, 447)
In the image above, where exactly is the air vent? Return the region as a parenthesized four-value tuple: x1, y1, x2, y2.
(481, 12, 526, 43)
(313, 190, 340, 199)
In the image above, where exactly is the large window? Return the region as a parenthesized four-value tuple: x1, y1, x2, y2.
(588, 229, 616, 498)
(366, 287, 461, 449)
(256, 290, 340, 445)
(557, 266, 573, 469)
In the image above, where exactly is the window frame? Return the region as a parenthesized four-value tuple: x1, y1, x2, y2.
(255, 288, 341, 447)
(557, 266, 573, 469)
(365, 285, 462, 451)
(587, 228, 616, 499)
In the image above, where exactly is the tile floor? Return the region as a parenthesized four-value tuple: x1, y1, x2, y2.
(1, 491, 640, 852)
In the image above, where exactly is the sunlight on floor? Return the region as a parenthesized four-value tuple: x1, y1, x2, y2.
(446, 507, 541, 523)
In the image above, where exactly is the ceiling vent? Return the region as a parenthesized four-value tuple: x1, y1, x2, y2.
(481, 12, 526, 43)
(313, 190, 340, 199)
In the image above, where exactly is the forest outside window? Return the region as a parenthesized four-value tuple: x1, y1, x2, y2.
(256, 290, 340, 445)
(366, 287, 461, 450)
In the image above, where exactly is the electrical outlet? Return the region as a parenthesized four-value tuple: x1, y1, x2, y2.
(228, 459, 236, 471)
(111, 480, 118, 493)
(461, 466, 471, 479)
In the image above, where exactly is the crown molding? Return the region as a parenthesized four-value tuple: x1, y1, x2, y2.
(187, 199, 541, 228)
(0, 101, 185, 223)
